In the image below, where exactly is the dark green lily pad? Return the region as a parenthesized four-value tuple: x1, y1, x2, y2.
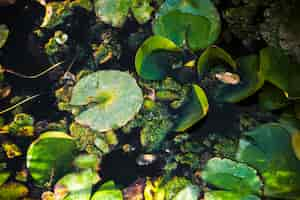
(26, 131, 77, 186)
(153, 0, 221, 51)
(205, 191, 260, 200)
(202, 158, 262, 194)
(258, 83, 290, 111)
(135, 36, 182, 80)
(70, 70, 143, 132)
(259, 47, 300, 99)
(214, 55, 264, 103)
(174, 84, 209, 132)
(197, 46, 237, 79)
(0, 24, 9, 49)
(55, 169, 100, 200)
(236, 123, 300, 199)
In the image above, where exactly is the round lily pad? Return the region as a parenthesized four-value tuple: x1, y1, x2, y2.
(153, 0, 221, 51)
(26, 131, 77, 186)
(70, 70, 143, 132)
(135, 35, 182, 80)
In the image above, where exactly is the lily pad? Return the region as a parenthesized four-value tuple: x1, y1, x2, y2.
(173, 185, 200, 200)
(135, 36, 182, 80)
(131, 0, 154, 24)
(0, 182, 29, 200)
(258, 83, 290, 111)
(70, 70, 143, 132)
(153, 0, 221, 51)
(202, 158, 262, 194)
(26, 131, 77, 186)
(55, 169, 100, 200)
(0, 171, 10, 186)
(174, 84, 209, 132)
(259, 47, 300, 99)
(205, 191, 260, 200)
(236, 123, 300, 199)
(0, 24, 9, 48)
(91, 181, 123, 200)
(214, 55, 264, 103)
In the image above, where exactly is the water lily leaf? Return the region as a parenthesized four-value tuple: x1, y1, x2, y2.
(0, 24, 9, 48)
(173, 185, 200, 200)
(260, 47, 300, 99)
(91, 181, 123, 200)
(236, 123, 300, 199)
(70, 70, 143, 132)
(205, 191, 260, 200)
(202, 158, 262, 194)
(214, 55, 264, 103)
(55, 169, 100, 200)
(153, 0, 221, 51)
(131, 0, 154, 24)
(174, 84, 209, 132)
(0, 171, 10, 186)
(73, 154, 100, 170)
(94, 0, 131, 28)
(0, 182, 29, 200)
(258, 83, 289, 111)
(197, 46, 237, 79)
(135, 36, 182, 80)
(26, 131, 77, 186)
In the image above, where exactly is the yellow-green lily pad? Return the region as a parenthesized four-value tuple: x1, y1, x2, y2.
(0, 24, 9, 48)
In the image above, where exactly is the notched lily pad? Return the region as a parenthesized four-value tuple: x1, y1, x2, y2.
(70, 70, 143, 132)
(153, 0, 221, 51)
(135, 36, 182, 80)
(26, 131, 77, 186)
(236, 123, 300, 199)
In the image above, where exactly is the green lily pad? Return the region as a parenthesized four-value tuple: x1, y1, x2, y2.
(94, 0, 131, 28)
(258, 83, 290, 111)
(236, 123, 300, 199)
(174, 84, 209, 132)
(205, 191, 260, 200)
(91, 181, 123, 200)
(259, 47, 300, 99)
(197, 46, 237, 79)
(131, 0, 154, 24)
(0, 24, 9, 48)
(214, 55, 264, 103)
(135, 36, 182, 80)
(0, 171, 10, 186)
(0, 182, 29, 200)
(153, 0, 221, 51)
(173, 185, 200, 200)
(70, 70, 143, 132)
(73, 154, 100, 170)
(55, 169, 100, 200)
(202, 158, 262, 194)
(26, 131, 77, 186)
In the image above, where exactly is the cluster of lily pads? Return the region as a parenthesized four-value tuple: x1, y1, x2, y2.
(1, 0, 300, 199)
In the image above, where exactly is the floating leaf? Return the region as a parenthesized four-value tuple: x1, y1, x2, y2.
(27, 131, 77, 186)
(259, 47, 300, 99)
(214, 55, 264, 103)
(205, 191, 260, 200)
(258, 83, 289, 111)
(131, 0, 154, 24)
(0, 171, 10, 186)
(0, 24, 9, 48)
(236, 123, 300, 199)
(197, 46, 237, 79)
(202, 158, 262, 195)
(55, 169, 100, 200)
(174, 84, 209, 132)
(135, 36, 182, 80)
(73, 154, 100, 170)
(173, 185, 200, 200)
(153, 0, 221, 51)
(0, 182, 29, 200)
(94, 0, 131, 28)
(70, 71, 143, 132)
(91, 181, 123, 200)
